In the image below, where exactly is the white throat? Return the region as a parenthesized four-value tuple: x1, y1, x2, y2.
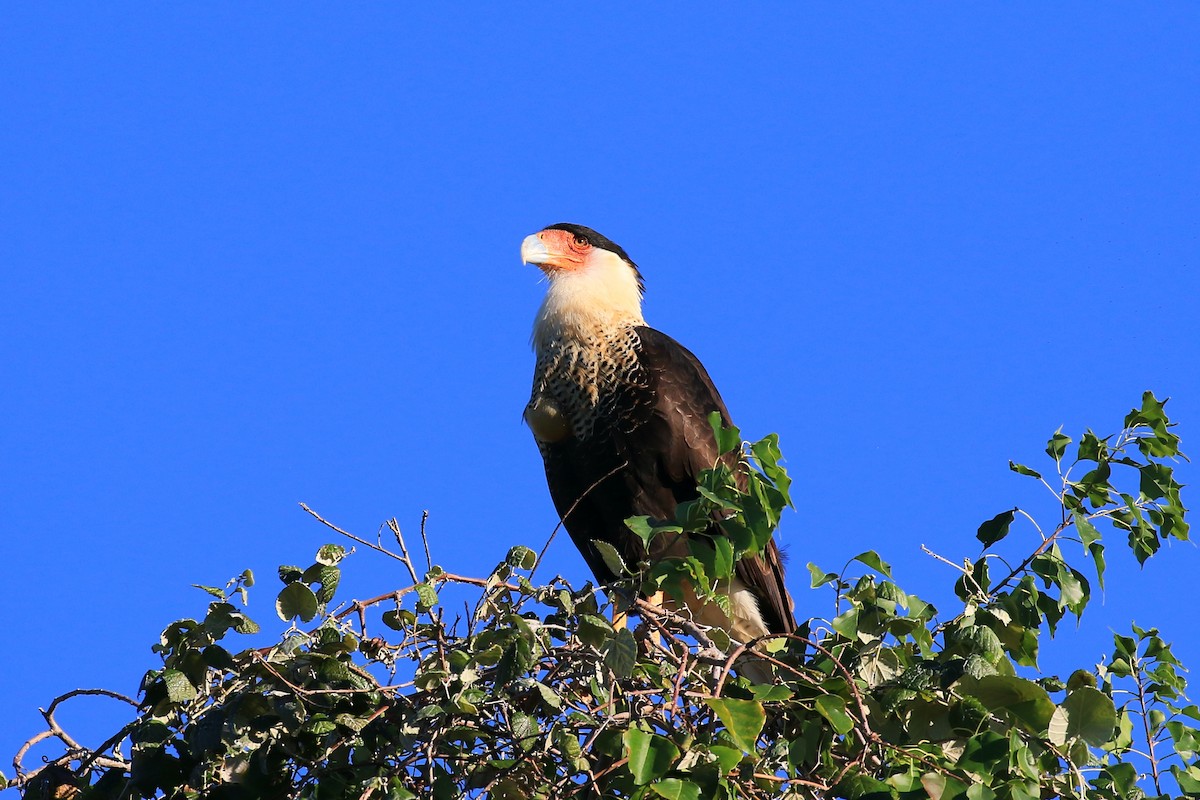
(532, 252, 645, 350)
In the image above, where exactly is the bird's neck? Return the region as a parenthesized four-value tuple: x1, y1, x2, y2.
(532, 266, 645, 352)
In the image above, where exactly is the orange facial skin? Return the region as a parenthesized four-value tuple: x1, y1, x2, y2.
(534, 228, 594, 272)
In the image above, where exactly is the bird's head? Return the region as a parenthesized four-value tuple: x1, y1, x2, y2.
(522, 223, 645, 295)
(523, 223, 646, 344)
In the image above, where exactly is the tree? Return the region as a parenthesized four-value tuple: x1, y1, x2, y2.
(7, 392, 1195, 799)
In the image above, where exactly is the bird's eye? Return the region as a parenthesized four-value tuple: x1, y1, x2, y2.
(573, 235, 589, 247)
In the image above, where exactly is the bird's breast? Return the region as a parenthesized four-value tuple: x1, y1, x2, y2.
(527, 327, 647, 443)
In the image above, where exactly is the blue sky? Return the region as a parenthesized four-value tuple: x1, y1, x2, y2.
(2, 6, 1198, 768)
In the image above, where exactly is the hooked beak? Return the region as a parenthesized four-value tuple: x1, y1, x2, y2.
(521, 234, 550, 266)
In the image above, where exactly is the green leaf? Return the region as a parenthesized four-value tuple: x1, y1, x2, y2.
(593, 540, 632, 578)
(957, 675, 1054, 734)
(305, 564, 339, 604)
(815, 694, 855, 735)
(887, 771, 923, 793)
(750, 433, 792, 504)
(603, 628, 637, 679)
(1126, 392, 1180, 457)
(960, 624, 1004, 664)
(708, 411, 741, 455)
(1061, 686, 1117, 746)
(750, 684, 793, 702)
(382, 608, 414, 631)
(1075, 514, 1102, 549)
(1139, 462, 1174, 501)
(708, 745, 744, 774)
(578, 614, 614, 648)
(921, 773, 952, 800)
(808, 562, 838, 588)
(276, 582, 318, 622)
(415, 582, 439, 610)
(316, 543, 346, 565)
(334, 712, 369, 732)
(532, 681, 561, 709)
(690, 536, 735, 582)
(1081, 542, 1105, 593)
(704, 697, 765, 753)
(1047, 706, 1070, 746)
(625, 516, 657, 546)
(505, 545, 537, 570)
(1046, 428, 1072, 461)
(1123, 494, 1161, 564)
(650, 779, 701, 800)
(1005, 781, 1039, 800)
(510, 711, 538, 751)
(161, 669, 197, 703)
(976, 509, 1016, 548)
(472, 643, 504, 666)
(1167, 720, 1200, 760)
(388, 783, 417, 800)
(837, 772, 902, 799)
(831, 608, 859, 640)
(494, 637, 532, 686)
(304, 718, 337, 735)
(955, 731, 1008, 776)
(1173, 765, 1200, 795)
(852, 550, 892, 577)
(278, 565, 303, 584)
(1008, 461, 1042, 479)
(193, 584, 225, 599)
(624, 726, 680, 784)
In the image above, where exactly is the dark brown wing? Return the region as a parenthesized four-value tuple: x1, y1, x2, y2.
(535, 327, 795, 635)
(626, 327, 796, 635)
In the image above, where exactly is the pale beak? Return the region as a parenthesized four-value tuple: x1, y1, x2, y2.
(521, 234, 549, 266)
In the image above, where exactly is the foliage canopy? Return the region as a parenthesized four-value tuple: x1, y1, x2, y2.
(8, 392, 1196, 799)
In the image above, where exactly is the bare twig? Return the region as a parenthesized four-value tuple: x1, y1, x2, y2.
(11, 730, 56, 778)
(1132, 649, 1165, 794)
(10, 688, 138, 787)
(419, 510, 432, 574)
(300, 503, 405, 563)
(1014, 507, 1045, 540)
(386, 518, 421, 584)
(530, 461, 628, 581)
(920, 544, 989, 600)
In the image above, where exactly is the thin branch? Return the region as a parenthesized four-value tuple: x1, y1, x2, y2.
(920, 544, 990, 601)
(46, 687, 137, 713)
(530, 460, 628, 581)
(73, 721, 138, 775)
(300, 503, 405, 564)
(11, 730, 56, 778)
(1132, 650, 1164, 794)
(989, 521, 1069, 596)
(389, 517, 422, 584)
(11, 689, 138, 786)
(1013, 507, 1045, 540)
(386, 518, 421, 584)
(419, 510, 433, 574)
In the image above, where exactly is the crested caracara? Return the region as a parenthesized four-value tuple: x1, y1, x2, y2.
(521, 222, 795, 650)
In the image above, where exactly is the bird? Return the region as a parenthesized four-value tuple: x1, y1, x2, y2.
(521, 222, 795, 655)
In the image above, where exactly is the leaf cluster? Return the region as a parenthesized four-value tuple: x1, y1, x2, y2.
(6, 393, 1196, 800)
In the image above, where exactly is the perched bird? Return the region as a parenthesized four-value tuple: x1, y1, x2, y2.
(521, 222, 795, 649)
